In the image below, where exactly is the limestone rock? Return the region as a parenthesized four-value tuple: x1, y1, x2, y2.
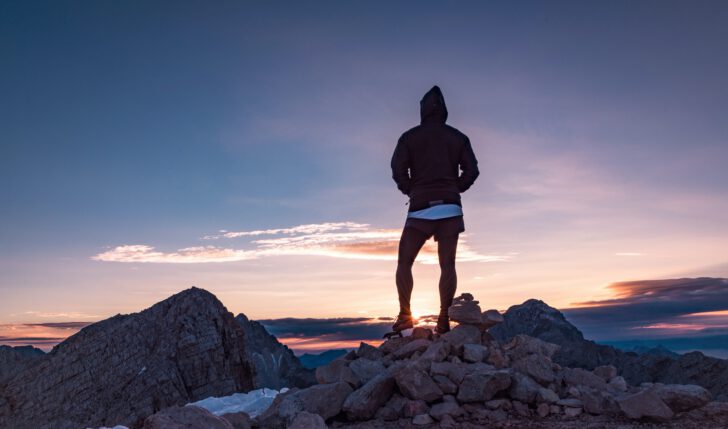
(592, 365, 618, 382)
(392, 338, 431, 360)
(652, 383, 712, 412)
(143, 405, 233, 429)
(481, 309, 504, 329)
(511, 353, 555, 386)
(356, 342, 384, 361)
(448, 293, 483, 325)
(394, 365, 443, 402)
(617, 388, 674, 421)
(456, 370, 511, 402)
(288, 411, 327, 429)
(342, 373, 395, 420)
(429, 401, 464, 420)
(348, 358, 385, 385)
(504, 334, 560, 360)
(315, 358, 359, 386)
(462, 344, 486, 363)
(412, 413, 434, 425)
(441, 324, 481, 351)
(0, 287, 258, 429)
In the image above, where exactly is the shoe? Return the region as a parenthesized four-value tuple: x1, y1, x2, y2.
(392, 312, 414, 332)
(435, 314, 450, 334)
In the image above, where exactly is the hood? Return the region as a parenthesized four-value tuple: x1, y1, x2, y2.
(420, 85, 448, 124)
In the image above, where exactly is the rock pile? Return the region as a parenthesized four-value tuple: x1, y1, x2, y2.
(253, 293, 726, 429)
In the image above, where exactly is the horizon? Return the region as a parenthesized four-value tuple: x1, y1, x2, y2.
(2, 2, 728, 357)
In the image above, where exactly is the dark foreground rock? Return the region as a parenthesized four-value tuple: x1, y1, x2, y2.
(0, 287, 259, 429)
(250, 292, 723, 429)
(490, 296, 728, 401)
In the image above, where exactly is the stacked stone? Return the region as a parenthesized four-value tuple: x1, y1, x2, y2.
(252, 293, 720, 429)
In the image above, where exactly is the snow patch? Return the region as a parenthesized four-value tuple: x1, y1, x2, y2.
(186, 387, 287, 418)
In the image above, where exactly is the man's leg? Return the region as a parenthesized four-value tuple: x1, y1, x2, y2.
(396, 227, 429, 316)
(437, 234, 459, 314)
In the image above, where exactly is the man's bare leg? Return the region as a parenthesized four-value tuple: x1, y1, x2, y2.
(396, 227, 429, 317)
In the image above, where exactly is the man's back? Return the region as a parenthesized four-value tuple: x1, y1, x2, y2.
(391, 86, 479, 212)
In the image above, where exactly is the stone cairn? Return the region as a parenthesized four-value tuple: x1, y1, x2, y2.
(240, 293, 721, 428)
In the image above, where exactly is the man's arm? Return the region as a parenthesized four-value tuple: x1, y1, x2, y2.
(456, 135, 479, 192)
(390, 135, 411, 195)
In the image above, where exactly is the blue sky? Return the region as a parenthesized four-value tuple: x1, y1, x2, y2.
(1, 1, 728, 352)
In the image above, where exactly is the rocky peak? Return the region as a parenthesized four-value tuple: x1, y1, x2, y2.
(235, 313, 315, 389)
(490, 299, 585, 345)
(0, 286, 258, 429)
(0, 345, 45, 385)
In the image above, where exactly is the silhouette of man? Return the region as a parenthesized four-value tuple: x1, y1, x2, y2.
(390, 85, 479, 334)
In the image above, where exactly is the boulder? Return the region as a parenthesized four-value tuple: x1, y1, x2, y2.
(394, 365, 444, 402)
(411, 327, 433, 340)
(429, 401, 465, 421)
(561, 367, 607, 390)
(356, 342, 383, 361)
(508, 372, 541, 404)
(220, 411, 252, 429)
(342, 373, 395, 420)
(375, 394, 407, 421)
(288, 411, 327, 429)
(430, 361, 468, 385)
(419, 341, 450, 363)
(403, 399, 429, 417)
(392, 339, 431, 360)
(256, 382, 353, 429)
(593, 365, 618, 381)
(449, 293, 483, 325)
(578, 386, 619, 415)
(441, 324, 482, 351)
(652, 383, 712, 412)
(481, 309, 504, 329)
(379, 336, 413, 355)
(462, 344, 487, 363)
(433, 374, 458, 395)
(511, 354, 555, 385)
(412, 413, 434, 425)
(617, 388, 674, 421)
(143, 405, 233, 429)
(504, 334, 560, 360)
(457, 370, 511, 402)
(315, 359, 359, 386)
(608, 376, 628, 392)
(348, 358, 385, 385)
(486, 346, 509, 369)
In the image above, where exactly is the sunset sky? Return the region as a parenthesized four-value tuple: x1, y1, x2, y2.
(2, 1, 727, 355)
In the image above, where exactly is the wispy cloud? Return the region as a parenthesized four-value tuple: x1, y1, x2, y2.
(93, 222, 509, 264)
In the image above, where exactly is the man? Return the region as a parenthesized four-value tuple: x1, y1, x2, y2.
(390, 85, 479, 334)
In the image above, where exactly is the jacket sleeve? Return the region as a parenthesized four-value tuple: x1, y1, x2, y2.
(456, 135, 479, 192)
(390, 134, 411, 195)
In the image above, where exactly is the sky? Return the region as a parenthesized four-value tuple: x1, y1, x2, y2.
(1, 1, 728, 354)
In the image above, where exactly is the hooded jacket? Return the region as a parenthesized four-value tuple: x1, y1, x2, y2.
(391, 86, 479, 212)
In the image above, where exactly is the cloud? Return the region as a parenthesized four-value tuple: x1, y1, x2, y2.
(93, 221, 509, 264)
(0, 322, 92, 351)
(258, 314, 442, 354)
(562, 277, 728, 340)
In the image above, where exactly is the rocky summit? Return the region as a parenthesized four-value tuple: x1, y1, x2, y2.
(0, 287, 262, 429)
(490, 298, 728, 401)
(235, 313, 314, 389)
(251, 293, 728, 429)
